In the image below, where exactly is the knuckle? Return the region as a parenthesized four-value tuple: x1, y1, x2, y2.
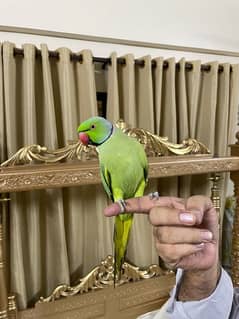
(156, 243, 177, 263)
(149, 207, 160, 225)
(166, 245, 179, 260)
(157, 227, 170, 244)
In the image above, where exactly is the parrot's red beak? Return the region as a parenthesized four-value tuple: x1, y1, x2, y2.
(79, 132, 89, 146)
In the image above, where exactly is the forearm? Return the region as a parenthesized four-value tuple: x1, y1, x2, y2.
(166, 267, 234, 319)
(177, 263, 221, 301)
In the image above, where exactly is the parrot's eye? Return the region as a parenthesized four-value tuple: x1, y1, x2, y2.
(91, 124, 95, 129)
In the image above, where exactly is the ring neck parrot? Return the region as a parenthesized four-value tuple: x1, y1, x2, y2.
(77, 116, 148, 282)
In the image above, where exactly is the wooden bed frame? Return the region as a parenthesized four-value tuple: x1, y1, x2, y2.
(1, 125, 239, 319)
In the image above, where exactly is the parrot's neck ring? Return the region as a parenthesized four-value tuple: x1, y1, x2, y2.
(95, 123, 114, 146)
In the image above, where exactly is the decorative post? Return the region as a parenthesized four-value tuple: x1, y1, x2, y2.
(230, 132, 239, 286)
(0, 195, 10, 318)
(209, 173, 223, 260)
(7, 295, 17, 319)
(209, 173, 221, 220)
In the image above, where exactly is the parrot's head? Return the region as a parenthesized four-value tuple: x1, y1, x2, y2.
(77, 116, 113, 146)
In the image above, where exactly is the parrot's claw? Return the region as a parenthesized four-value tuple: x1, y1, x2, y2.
(148, 191, 160, 200)
(116, 199, 127, 213)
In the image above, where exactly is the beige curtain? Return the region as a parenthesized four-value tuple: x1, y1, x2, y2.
(0, 42, 239, 310)
(190, 62, 239, 200)
(1, 42, 113, 309)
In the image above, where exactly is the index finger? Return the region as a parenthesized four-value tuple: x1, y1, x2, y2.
(104, 195, 185, 216)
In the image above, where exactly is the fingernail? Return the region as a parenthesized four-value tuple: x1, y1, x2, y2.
(195, 243, 205, 250)
(200, 231, 213, 241)
(179, 213, 194, 223)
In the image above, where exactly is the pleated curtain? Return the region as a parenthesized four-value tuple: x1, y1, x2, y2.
(0, 42, 113, 310)
(0, 42, 238, 310)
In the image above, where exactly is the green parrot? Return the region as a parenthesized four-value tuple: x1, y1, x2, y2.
(77, 116, 148, 280)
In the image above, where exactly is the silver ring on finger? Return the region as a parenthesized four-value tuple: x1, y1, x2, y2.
(117, 199, 127, 213)
(148, 191, 160, 200)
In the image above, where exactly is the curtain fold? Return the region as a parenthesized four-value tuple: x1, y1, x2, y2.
(0, 42, 238, 309)
(118, 54, 137, 127)
(20, 44, 42, 306)
(106, 52, 120, 122)
(176, 58, 189, 141)
(40, 44, 58, 146)
(3, 42, 28, 308)
(215, 63, 230, 156)
(185, 60, 201, 138)
(0, 43, 6, 163)
(196, 62, 219, 153)
(135, 55, 155, 132)
(160, 58, 177, 141)
(152, 57, 164, 135)
(228, 64, 239, 145)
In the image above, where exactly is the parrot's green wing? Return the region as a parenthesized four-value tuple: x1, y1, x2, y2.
(100, 163, 114, 201)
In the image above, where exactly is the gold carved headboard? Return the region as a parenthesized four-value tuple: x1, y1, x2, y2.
(1, 122, 239, 319)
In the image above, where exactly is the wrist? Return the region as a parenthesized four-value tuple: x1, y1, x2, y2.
(177, 263, 221, 301)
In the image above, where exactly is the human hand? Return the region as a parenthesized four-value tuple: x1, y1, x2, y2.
(104, 195, 218, 270)
(104, 194, 220, 300)
(151, 195, 219, 271)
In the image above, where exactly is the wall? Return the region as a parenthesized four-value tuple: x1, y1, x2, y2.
(1, 0, 239, 61)
(0, 0, 239, 52)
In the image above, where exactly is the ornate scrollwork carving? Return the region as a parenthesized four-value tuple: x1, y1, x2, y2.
(116, 120, 210, 156)
(1, 142, 98, 167)
(37, 255, 168, 304)
(1, 120, 210, 167)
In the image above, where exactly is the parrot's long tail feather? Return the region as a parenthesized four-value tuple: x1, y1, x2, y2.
(114, 214, 133, 283)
